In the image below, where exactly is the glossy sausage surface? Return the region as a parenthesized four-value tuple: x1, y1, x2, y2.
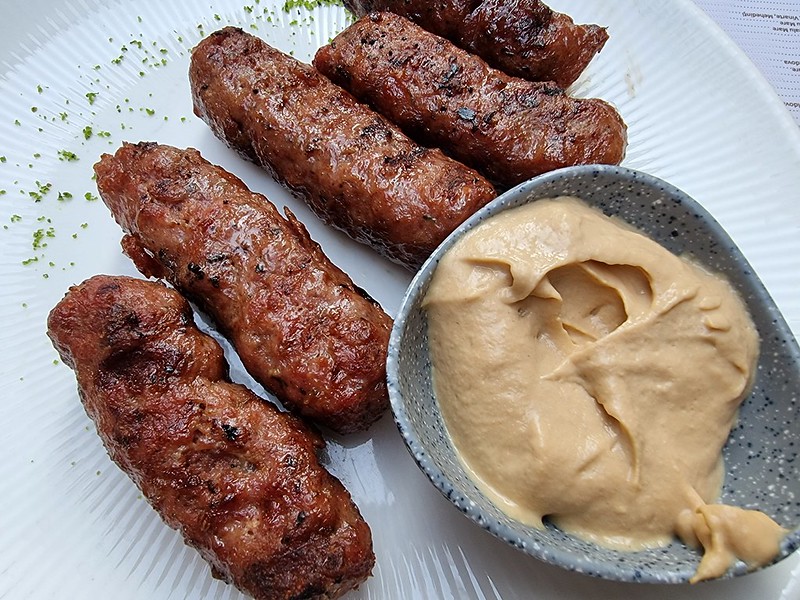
(315, 12, 626, 188)
(95, 142, 391, 434)
(190, 27, 496, 269)
(342, 0, 609, 88)
(47, 275, 374, 600)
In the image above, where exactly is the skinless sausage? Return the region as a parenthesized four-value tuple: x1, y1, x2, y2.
(47, 275, 374, 600)
(189, 27, 497, 270)
(94, 142, 391, 434)
(341, 0, 609, 88)
(314, 12, 627, 188)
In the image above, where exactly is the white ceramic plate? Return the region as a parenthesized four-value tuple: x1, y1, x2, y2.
(1, 1, 798, 598)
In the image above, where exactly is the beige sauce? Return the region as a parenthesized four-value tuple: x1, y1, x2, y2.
(424, 197, 786, 581)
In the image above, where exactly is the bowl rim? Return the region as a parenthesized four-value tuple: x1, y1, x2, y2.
(386, 164, 800, 584)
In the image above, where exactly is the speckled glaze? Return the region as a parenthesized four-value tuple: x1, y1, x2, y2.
(386, 165, 800, 584)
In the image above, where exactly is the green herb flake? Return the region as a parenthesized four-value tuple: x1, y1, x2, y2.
(36, 84, 43, 93)
(30, 106, 38, 113)
(57, 191, 73, 201)
(83, 125, 93, 140)
(85, 92, 98, 105)
(0, 156, 6, 163)
(58, 150, 79, 162)
(84, 192, 98, 202)
(282, 0, 341, 11)
(144, 108, 155, 116)
(32, 226, 55, 250)
(22, 256, 38, 266)
(14, 119, 21, 126)
(10, 214, 21, 223)
(29, 181, 52, 201)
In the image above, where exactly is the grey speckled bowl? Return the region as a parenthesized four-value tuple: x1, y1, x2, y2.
(386, 165, 800, 584)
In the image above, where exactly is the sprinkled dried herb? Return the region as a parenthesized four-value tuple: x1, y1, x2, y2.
(282, 0, 341, 10)
(29, 181, 52, 201)
(58, 150, 79, 162)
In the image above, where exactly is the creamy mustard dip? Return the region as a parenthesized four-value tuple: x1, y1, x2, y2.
(424, 197, 786, 582)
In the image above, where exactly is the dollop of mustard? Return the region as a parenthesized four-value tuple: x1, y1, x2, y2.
(424, 197, 786, 581)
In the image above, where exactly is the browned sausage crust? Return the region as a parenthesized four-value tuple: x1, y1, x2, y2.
(94, 142, 391, 435)
(341, 0, 608, 88)
(189, 27, 496, 269)
(47, 275, 374, 600)
(314, 12, 626, 188)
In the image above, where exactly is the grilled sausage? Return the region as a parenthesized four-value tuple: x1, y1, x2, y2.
(341, 0, 608, 88)
(189, 27, 496, 269)
(314, 12, 626, 188)
(47, 275, 374, 600)
(94, 142, 391, 435)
